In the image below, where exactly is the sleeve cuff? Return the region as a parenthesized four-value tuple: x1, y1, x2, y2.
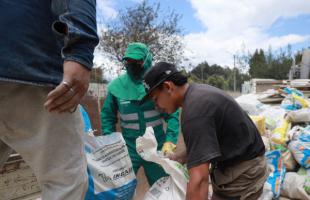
(187, 152, 221, 169)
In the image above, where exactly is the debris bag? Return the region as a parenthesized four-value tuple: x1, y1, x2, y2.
(250, 115, 266, 135)
(271, 143, 287, 152)
(260, 107, 286, 131)
(300, 133, 310, 142)
(281, 92, 309, 111)
(287, 126, 304, 141)
(297, 167, 310, 195)
(282, 87, 304, 97)
(236, 94, 270, 115)
(292, 93, 309, 108)
(280, 172, 310, 200)
(80, 106, 92, 133)
(280, 86, 309, 110)
(282, 150, 298, 171)
(271, 119, 291, 145)
(84, 133, 137, 200)
(258, 183, 274, 200)
(281, 95, 300, 110)
(264, 150, 286, 199)
(262, 135, 271, 151)
(288, 137, 310, 169)
(306, 177, 310, 195)
(298, 167, 310, 176)
(136, 127, 189, 200)
(286, 108, 310, 123)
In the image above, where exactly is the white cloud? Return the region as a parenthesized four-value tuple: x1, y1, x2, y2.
(96, 0, 142, 24)
(93, 48, 124, 81)
(185, 0, 310, 67)
(96, 0, 118, 32)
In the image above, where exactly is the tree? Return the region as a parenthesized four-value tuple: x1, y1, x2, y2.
(189, 61, 250, 91)
(188, 73, 203, 84)
(249, 49, 268, 78)
(268, 47, 292, 79)
(191, 62, 209, 82)
(248, 45, 293, 80)
(99, 0, 184, 66)
(266, 45, 273, 67)
(206, 75, 228, 90)
(295, 51, 303, 65)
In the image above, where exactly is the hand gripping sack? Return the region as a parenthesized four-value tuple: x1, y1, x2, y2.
(136, 127, 189, 200)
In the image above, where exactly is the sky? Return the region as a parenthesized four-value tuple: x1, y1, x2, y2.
(95, 0, 310, 75)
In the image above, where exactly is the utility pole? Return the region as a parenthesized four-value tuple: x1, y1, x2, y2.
(201, 65, 204, 82)
(226, 50, 237, 92)
(233, 55, 236, 92)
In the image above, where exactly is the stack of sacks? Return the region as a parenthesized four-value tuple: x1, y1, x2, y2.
(281, 87, 309, 111)
(239, 87, 310, 200)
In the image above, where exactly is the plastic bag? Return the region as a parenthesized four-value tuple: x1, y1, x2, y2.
(282, 150, 298, 171)
(262, 135, 271, 151)
(271, 119, 291, 145)
(260, 107, 286, 131)
(250, 115, 266, 135)
(84, 133, 137, 200)
(280, 172, 310, 200)
(292, 93, 309, 108)
(298, 167, 310, 176)
(236, 94, 270, 115)
(286, 108, 310, 123)
(271, 143, 287, 152)
(258, 183, 274, 200)
(264, 150, 286, 199)
(287, 126, 304, 141)
(136, 127, 189, 200)
(306, 177, 310, 195)
(282, 87, 304, 97)
(297, 167, 310, 195)
(288, 137, 310, 169)
(281, 90, 309, 111)
(281, 95, 301, 110)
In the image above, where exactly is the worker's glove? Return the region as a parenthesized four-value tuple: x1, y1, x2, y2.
(162, 142, 176, 155)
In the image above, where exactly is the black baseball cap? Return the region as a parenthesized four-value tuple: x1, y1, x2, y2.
(141, 62, 179, 102)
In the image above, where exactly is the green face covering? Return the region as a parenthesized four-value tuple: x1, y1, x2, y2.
(124, 60, 144, 80)
(108, 42, 153, 100)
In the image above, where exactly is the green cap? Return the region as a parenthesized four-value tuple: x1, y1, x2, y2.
(123, 42, 150, 61)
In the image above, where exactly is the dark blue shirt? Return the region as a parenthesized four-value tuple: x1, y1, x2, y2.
(0, 0, 99, 86)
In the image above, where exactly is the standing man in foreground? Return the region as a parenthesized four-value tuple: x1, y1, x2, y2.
(101, 43, 180, 186)
(142, 62, 269, 200)
(0, 1, 98, 199)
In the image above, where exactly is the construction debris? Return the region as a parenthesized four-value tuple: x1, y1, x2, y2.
(237, 87, 310, 200)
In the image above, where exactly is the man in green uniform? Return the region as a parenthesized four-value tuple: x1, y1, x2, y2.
(101, 42, 180, 185)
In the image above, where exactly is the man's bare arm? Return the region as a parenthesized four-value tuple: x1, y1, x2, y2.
(186, 162, 210, 200)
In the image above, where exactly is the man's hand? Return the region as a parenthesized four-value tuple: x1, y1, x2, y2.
(162, 142, 176, 155)
(44, 61, 90, 113)
(168, 149, 188, 164)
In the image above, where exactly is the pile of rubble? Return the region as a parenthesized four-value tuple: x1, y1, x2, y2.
(236, 87, 310, 200)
